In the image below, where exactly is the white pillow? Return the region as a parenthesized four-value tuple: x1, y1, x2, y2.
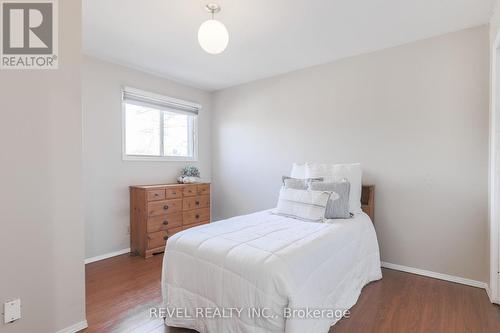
(305, 163, 362, 213)
(274, 188, 338, 222)
(290, 162, 306, 179)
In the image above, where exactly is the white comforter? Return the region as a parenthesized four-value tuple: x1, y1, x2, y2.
(162, 210, 381, 333)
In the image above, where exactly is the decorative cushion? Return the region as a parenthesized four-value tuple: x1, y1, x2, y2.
(282, 176, 323, 190)
(308, 181, 351, 219)
(305, 163, 362, 213)
(274, 188, 338, 222)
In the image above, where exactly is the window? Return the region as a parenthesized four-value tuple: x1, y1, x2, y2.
(122, 87, 200, 161)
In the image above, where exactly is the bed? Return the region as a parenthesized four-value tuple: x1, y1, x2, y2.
(161, 186, 381, 333)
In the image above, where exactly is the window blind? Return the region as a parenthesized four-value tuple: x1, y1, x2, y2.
(122, 87, 200, 115)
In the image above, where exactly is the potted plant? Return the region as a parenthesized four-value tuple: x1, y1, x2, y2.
(177, 165, 201, 184)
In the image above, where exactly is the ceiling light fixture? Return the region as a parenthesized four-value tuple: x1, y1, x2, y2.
(198, 3, 229, 55)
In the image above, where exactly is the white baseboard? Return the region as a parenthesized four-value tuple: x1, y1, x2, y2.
(56, 320, 88, 333)
(484, 284, 500, 304)
(381, 261, 488, 290)
(85, 248, 131, 264)
(486, 284, 492, 300)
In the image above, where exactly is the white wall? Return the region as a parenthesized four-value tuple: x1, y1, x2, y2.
(82, 56, 212, 259)
(212, 26, 489, 282)
(0, 1, 86, 332)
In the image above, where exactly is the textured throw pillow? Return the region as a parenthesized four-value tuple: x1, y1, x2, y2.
(308, 181, 351, 219)
(282, 176, 323, 190)
(274, 188, 339, 222)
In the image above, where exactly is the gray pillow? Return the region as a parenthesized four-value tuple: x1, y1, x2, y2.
(282, 176, 323, 190)
(308, 181, 351, 219)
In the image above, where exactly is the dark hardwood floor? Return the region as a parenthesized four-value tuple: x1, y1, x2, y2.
(83, 253, 500, 333)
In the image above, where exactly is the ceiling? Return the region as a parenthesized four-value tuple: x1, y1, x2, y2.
(83, 0, 494, 91)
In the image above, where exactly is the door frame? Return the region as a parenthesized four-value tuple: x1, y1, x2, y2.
(489, 31, 500, 304)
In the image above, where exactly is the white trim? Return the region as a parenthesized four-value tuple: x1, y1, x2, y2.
(489, 26, 500, 305)
(122, 155, 198, 162)
(381, 262, 488, 290)
(55, 320, 88, 333)
(486, 284, 492, 301)
(85, 248, 130, 264)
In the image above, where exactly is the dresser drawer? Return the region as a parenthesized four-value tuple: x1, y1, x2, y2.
(183, 208, 210, 226)
(183, 221, 209, 230)
(147, 189, 165, 201)
(165, 187, 182, 199)
(183, 195, 210, 211)
(197, 184, 210, 196)
(147, 230, 168, 249)
(147, 227, 182, 249)
(182, 185, 197, 197)
(147, 212, 183, 233)
(147, 199, 182, 217)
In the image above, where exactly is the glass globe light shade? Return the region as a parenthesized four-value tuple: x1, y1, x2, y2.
(198, 19, 229, 54)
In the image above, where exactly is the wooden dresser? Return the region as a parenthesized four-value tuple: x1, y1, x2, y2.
(130, 183, 211, 258)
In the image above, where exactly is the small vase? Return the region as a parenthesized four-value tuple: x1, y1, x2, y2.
(182, 176, 200, 184)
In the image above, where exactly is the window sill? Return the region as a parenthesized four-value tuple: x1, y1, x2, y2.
(123, 155, 198, 162)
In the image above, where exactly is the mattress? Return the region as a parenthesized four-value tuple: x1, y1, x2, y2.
(161, 210, 382, 333)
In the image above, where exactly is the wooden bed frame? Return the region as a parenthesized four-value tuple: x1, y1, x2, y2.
(361, 185, 375, 222)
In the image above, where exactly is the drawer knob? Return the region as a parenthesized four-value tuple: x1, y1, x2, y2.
(195, 214, 200, 219)
(163, 235, 168, 240)
(154, 193, 159, 196)
(163, 220, 168, 225)
(172, 192, 176, 195)
(195, 201, 200, 205)
(163, 205, 169, 210)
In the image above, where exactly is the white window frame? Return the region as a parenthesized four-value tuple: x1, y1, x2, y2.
(122, 87, 201, 162)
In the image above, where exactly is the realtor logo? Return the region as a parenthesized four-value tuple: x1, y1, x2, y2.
(1, 0, 58, 69)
